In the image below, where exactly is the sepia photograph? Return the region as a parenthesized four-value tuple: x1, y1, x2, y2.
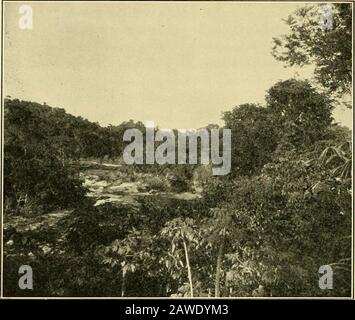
(0, 0, 353, 299)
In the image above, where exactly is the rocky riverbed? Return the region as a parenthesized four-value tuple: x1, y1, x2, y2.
(81, 164, 202, 206)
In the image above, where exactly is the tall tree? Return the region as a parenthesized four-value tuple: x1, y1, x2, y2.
(272, 3, 352, 97)
(222, 104, 278, 176)
(266, 79, 333, 147)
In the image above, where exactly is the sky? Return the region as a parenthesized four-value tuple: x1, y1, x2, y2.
(4, 1, 352, 129)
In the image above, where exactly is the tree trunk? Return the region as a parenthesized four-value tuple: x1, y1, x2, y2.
(182, 239, 194, 297)
(215, 239, 225, 297)
(121, 270, 126, 297)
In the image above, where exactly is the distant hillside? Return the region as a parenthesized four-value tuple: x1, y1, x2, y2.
(4, 99, 146, 161)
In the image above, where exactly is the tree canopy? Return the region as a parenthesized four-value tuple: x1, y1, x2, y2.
(272, 3, 352, 97)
